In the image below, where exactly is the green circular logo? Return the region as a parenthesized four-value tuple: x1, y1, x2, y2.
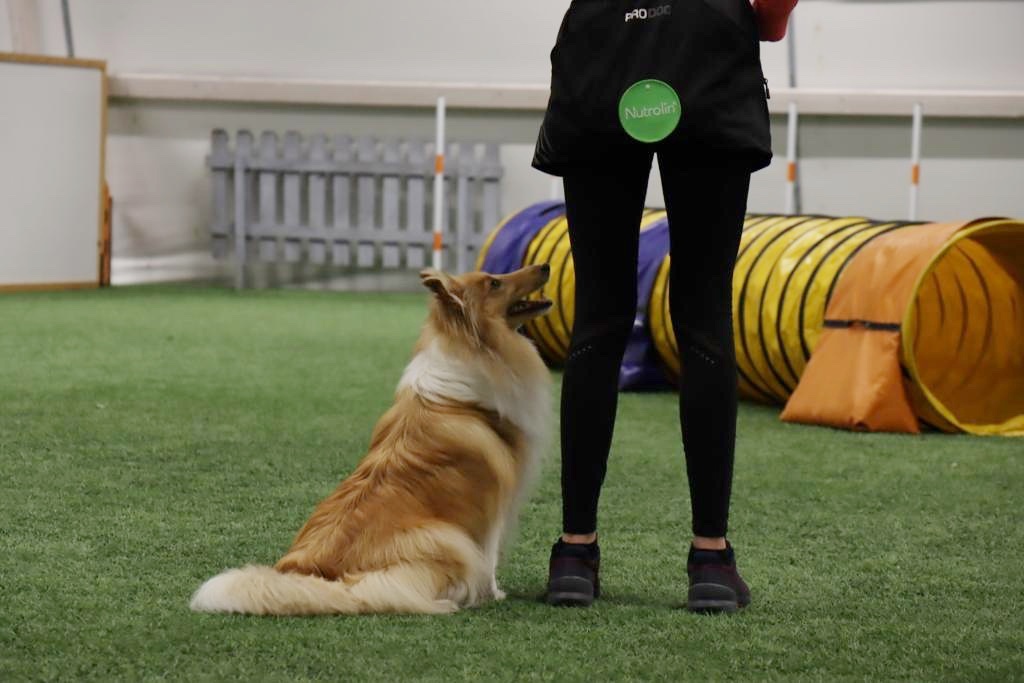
(618, 79, 682, 143)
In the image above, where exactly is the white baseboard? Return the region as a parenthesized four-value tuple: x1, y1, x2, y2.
(111, 251, 229, 285)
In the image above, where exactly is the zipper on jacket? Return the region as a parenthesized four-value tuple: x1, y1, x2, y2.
(763, 77, 771, 99)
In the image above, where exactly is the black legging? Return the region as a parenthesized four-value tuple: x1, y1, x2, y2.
(560, 148, 750, 539)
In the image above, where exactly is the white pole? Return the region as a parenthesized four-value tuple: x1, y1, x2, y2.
(785, 101, 799, 215)
(785, 13, 802, 215)
(909, 102, 923, 221)
(432, 96, 447, 271)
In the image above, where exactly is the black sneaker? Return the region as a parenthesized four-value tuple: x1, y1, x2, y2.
(544, 539, 600, 607)
(686, 542, 751, 613)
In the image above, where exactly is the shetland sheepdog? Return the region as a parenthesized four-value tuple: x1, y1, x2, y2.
(190, 264, 553, 615)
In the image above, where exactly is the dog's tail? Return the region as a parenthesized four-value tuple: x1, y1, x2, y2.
(191, 525, 488, 616)
(189, 560, 475, 616)
(189, 565, 369, 615)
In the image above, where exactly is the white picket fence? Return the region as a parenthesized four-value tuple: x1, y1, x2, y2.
(208, 129, 503, 288)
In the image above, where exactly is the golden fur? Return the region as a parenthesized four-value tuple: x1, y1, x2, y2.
(190, 265, 553, 615)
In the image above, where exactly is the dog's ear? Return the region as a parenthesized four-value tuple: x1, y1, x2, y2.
(420, 269, 466, 312)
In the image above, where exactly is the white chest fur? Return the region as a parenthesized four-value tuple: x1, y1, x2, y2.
(397, 339, 551, 455)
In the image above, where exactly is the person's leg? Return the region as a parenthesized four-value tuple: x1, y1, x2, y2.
(558, 154, 652, 540)
(545, 154, 651, 607)
(657, 153, 750, 548)
(657, 152, 753, 612)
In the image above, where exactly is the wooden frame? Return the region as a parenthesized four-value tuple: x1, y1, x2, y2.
(0, 52, 108, 292)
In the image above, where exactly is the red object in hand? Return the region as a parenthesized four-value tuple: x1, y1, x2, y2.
(752, 0, 798, 41)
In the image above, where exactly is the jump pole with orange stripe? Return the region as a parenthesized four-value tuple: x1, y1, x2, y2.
(909, 102, 923, 221)
(432, 96, 447, 270)
(784, 101, 799, 215)
(784, 12, 801, 216)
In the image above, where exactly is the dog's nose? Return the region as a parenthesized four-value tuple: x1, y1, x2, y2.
(539, 263, 550, 274)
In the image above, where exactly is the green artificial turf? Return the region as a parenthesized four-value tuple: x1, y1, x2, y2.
(1, 285, 1021, 682)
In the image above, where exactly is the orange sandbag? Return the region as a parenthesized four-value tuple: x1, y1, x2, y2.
(780, 324, 920, 433)
(781, 222, 964, 433)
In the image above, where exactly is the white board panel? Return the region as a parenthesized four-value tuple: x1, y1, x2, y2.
(0, 55, 105, 289)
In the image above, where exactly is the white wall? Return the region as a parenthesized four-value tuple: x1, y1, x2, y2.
(3, 0, 1023, 265)
(788, 1, 1024, 90)
(9, 0, 1024, 88)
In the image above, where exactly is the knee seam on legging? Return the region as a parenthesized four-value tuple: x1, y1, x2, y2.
(685, 342, 720, 367)
(567, 327, 632, 363)
(566, 343, 594, 363)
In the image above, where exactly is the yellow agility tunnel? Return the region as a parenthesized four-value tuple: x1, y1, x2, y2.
(654, 216, 1024, 435)
(649, 214, 917, 404)
(477, 200, 668, 364)
(478, 203, 1024, 436)
(781, 218, 1024, 436)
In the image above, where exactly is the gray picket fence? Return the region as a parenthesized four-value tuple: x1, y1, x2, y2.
(208, 129, 503, 288)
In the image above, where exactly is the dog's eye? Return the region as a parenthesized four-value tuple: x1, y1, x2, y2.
(489, 279, 501, 290)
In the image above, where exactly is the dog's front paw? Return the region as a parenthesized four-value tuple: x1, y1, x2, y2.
(432, 598, 460, 614)
(489, 577, 506, 601)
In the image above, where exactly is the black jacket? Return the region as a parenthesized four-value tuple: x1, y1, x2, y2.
(533, 0, 773, 176)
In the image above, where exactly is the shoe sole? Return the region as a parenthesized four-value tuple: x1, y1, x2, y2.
(545, 576, 595, 607)
(687, 583, 745, 614)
